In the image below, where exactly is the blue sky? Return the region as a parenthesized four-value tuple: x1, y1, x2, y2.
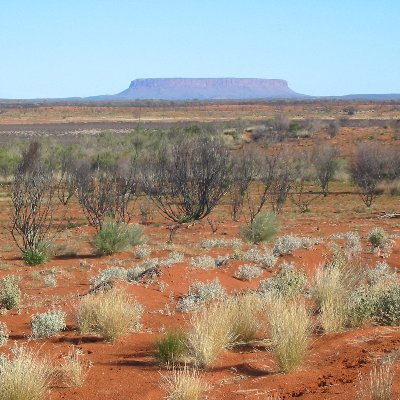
(0, 1, 399, 98)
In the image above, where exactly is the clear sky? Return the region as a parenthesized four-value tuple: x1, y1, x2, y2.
(0, 0, 399, 98)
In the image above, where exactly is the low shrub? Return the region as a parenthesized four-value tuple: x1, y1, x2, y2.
(234, 264, 263, 281)
(176, 279, 226, 313)
(189, 256, 215, 269)
(76, 288, 143, 341)
(240, 212, 278, 244)
(368, 227, 388, 251)
(155, 329, 187, 364)
(259, 262, 307, 298)
(234, 247, 278, 268)
(93, 221, 144, 256)
(31, 308, 66, 339)
(0, 274, 21, 310)
(0, 321, 9, 346)
(22, 241, 52, 266)
(374, 284, 400, 326)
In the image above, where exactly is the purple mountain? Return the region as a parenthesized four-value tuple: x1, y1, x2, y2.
(112, 78, 305, 100)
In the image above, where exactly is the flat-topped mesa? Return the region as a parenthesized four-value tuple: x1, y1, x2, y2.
(115, 78, 304, 100)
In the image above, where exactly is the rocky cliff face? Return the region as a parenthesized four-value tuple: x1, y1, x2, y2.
(115, 78, 304, 100)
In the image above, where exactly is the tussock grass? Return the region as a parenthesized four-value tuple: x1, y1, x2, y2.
(225, 293, 263, 344)
(162, 366, 208, 400)
(76, 288, 143, 341)
(0, 344, 52, 400)
(313, 250, 366, 332)
(57, 348, 92, 387)
(186, 302, 236, 368)
(266, 295, 311, 373)
(357, 360, 394, 400)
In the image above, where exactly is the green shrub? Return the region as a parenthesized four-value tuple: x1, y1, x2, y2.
(155, 330, 187, 364)
(368, 228, 388, 251)
(0, 275, 21, 310)
(240, 212, 278, 244)
(93, 221, 144, 256)
(31, 308, 66, 339)
(22, 241, 51, 266)
(374, 284, 400, 326)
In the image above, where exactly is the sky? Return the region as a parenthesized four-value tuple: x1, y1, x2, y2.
(0, 0, 399, 99)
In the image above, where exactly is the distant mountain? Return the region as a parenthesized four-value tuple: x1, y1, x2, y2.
(89, 78, 307, 100)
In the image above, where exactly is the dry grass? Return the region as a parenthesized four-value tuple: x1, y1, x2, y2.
(186, 301, 236, 368)
(313, 252, 366, 333)
(266, 295, 311, 373)
(357, 360, 395, 400)
(76, 288, 143, 341)
(161, 366, 209, 400)
(0, 344, 52, 400)
(314, 266, 349, 333)
(225, 293, 264, 344)
(57, 348, 92, 387)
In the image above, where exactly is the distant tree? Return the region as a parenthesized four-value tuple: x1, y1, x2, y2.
(327, 120, 340, 138)
(312, 143, 339, 196)
(350, 143, 387, 207)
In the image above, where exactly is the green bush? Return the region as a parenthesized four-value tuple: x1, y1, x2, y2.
(22, 241, 51, 266)
(93, 221, 144, 256)
(240, 212, 279, 244)
(0, 275, 21, 310)
(155, 329, 187, 364)
(368, 227, 388, 250)
(374, 284, 400, 326)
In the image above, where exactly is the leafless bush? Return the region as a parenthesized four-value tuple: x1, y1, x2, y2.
(10, 143, 55, 255)
(290, 150, 320, 212)
(327, 119, 340, 138)
(228, 146, 262, 221)
(272, 113, 290, 141)
(312, 143, 339, 196)
(74, 159, 138, 230)
(350, 143, 389, 207)
(142, 134, 231, 223)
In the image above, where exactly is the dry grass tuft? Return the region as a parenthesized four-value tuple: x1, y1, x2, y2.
(0, 344, 52, 400)
(225, 293, 264, 344)
(161, 366, 209, 400)
(76, 288, 143, 341)
(186, 301, 236, 368)
(357, 360, 395, 400)
(57, 348, 92, 387)
(265, 295, 311, 373)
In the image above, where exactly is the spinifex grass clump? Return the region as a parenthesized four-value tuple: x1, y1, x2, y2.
(22, 241, 52, 266)
(186, 301, 236, 368)
(161, 366, 208, 400)
(93, 221, 144, 256)
(0, 344, 52, 400)
(266, 296, 311, 373)
(76, 288, 143, 341)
